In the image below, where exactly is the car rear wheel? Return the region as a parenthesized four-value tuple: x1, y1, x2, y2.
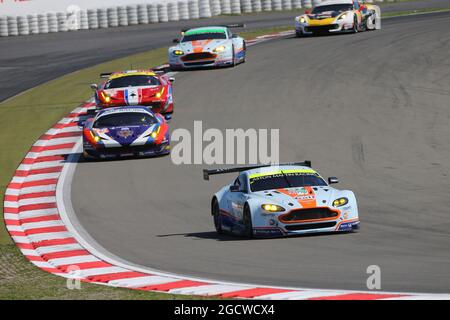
(243, 204, 253, 239)
(212, 198, 223, 234)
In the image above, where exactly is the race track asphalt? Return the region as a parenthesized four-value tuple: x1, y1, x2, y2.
(70, 12, 450, 293)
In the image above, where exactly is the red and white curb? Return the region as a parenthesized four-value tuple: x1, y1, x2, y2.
(3, 33, 450, 300)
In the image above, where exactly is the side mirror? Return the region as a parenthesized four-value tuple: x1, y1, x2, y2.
(328, 177, 339, 184)
(173, 38, 180, 44)
(230, 185, 240, 192)
(231, 34, 238, 38)
(305, 9, 311, 14)
(90, 83, 98, 90)
(164, 114, 172, 121)
(169, 77, 175, 83)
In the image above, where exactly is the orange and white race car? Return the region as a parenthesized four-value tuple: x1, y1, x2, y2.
(295, 0, 381, 36)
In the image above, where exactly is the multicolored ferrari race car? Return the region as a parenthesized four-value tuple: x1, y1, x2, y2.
(82, 106, 170, 160)
(204, 162, 359, 238)
(169, 25, 246, 70)
(90, 70, 174, 115)
(294, 0, 381, 36)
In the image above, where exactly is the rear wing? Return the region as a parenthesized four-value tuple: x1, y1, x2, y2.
(181, 24, 246, 33)
(100, 72, 112, 79)
(203, 161, 312, 181)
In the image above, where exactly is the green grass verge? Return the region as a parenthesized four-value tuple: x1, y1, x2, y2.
(1, 7, 449, 298)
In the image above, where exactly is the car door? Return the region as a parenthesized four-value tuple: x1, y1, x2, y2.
(227, 174, 247, 223)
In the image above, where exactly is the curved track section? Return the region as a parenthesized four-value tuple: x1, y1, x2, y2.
(71, 12, 450, 294)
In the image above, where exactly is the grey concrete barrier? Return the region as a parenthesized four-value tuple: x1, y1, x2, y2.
(17, 15, 30, 35)
(97, 8, 108, 28)
(27, 14, 39, 34)
(188, 0, 200, 19)
(210, 0, 222, 16)
(292, 0, 302, 9)
(87, 9, 99, 29)
(262, 0, 272, 11)
(252, 0, 262, 12)
(168, 2, 180, 21)
(127, 5, 139, 25)
(272, 0, 283, 11)
(79, 10, 89, 30)
(56, 12, 68, 32)
(0, 16, 8, 37)
(282, 0, 292, 10)
(137, 4, 149, 24)
(199, 0, 212, 18)
(241, 0, 253, 13)
(158, 3, 169, 22)
(47, 12, 58, 33)
(118, 6, 128, 26)
(148, 4, 159, 23)
(107, 7, 119, 27)
(178, 1, 190, 20)
(38, 14, 49, 33)
(230, 0, 241, 14)
(301, 0, 312, 8)
(220, 0, 232, 14)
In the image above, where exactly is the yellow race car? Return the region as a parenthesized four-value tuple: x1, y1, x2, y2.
(295, 0, 380, 37)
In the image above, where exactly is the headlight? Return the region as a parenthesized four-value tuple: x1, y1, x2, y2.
(261, 204, 285, 213)
(299, 16, 306, 24)
(333, 197, 348, 207)
(173, 50, 184, 55)
(100, 92, 111, 103)
(338, 13, 347, 20)
(150, 131, 157, 139)
(214, 45, 226, 53)
(155, 87, 165, 99)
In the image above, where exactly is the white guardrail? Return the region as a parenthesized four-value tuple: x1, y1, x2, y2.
(0, 0, 389, 37)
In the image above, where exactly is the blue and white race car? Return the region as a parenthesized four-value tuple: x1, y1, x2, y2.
(204, 162, 359, 238)
(82, 106, 170, 160)
(169, 25, 246, 70)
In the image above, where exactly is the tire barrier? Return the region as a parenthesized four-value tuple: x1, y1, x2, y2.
(199, 0, 212, 18)
(167, 2, 180, 22)
(178, 1, 190, 20)
(98, 8, 109, 28)
(87, 9, 99, 29)
(188, 0, 200, 19)
(312, 0, 322, 7)
(56, 12, 68, 32)
(241, 0, 253, 13)
(0, 16, 8, 37)
(137, 4, 149, 24)
(282, 0, 292, 10)
(79, 10, 89, 30)
(262, 0, 272, 11)
(7, 16, 18, 36)
(17, 15, 30, 36)
(37, 14, 49, 34)
(118, 6, 128, 26)
(252, 0, 262, 12)
(47, 12, 58, 33)
(148, 4, 159, 23)
(158, 3, 169, 22)
(292, 0, 302, 9)
(221, 0, 232, 14)
(127, 5, 139, 25)
(210, 0, 222, 16)
(230, 0, 242, 14)
(301, 0, 313, 9)
(107, 7, 119, 27)
(272, 0, 283, 11)
(27, 14, 39, 34)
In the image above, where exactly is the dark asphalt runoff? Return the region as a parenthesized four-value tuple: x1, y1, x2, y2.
(1, 0, 449, 102)
(70, 12, 450, 293)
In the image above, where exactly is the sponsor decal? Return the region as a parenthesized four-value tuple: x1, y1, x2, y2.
(117, 129, 133, 138)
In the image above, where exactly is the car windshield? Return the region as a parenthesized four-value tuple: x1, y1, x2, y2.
(181, 32, 227, 42)
(104, 75, 160, 89)
(94, 112, 156, 128)
(312, 4, 353, 13)
(249, 172, 327, 192)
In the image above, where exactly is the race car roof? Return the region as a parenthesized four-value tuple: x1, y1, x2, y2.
(246, 166, 319, 179)
(317, 0, 353, 6)
(96, 106, 154, 118)
(108, 70, 157, 80)
(183, 26, 227, 36)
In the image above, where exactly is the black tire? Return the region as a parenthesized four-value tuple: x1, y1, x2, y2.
(366, 12, 376, 31)
(241, 42, 246, 63)
(212, 198, 223, 234)
(231, 46, 236, 67)
(242, 204, 253, 239)
(352, 15, 358, 33)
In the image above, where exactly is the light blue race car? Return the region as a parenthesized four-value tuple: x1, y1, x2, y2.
(203, 162, 360, 238)
(169, 25, 246, 70)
